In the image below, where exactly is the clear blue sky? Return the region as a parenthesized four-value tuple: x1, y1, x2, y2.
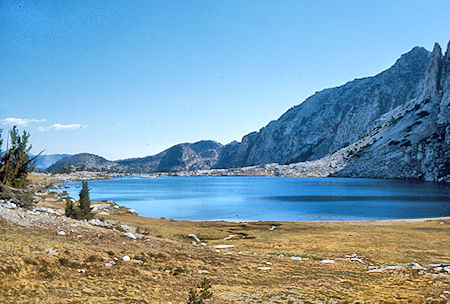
(1, 0, 449, 160)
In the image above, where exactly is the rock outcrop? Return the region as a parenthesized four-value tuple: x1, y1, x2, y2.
(334, 42, 449, 182)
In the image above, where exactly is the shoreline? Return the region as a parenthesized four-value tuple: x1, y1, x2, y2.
(45, 172, 450, 225)
(202, 216, 450, 224)
(35, 169, 450, 184)
(0, 173, 449, 303)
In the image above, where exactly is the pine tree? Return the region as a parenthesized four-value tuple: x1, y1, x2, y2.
(0, 126, 39, 188)
(64, 197, 77, 219)
(78, 181, 93, 219)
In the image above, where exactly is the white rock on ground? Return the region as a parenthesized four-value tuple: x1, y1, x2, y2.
(320, 260, 335, 264)
(57, 231, 66, 236)
(188, 234, 201, 243)
(385, 266, 404, 270)
(213, 244, 235, 249)
(409, 263, 423, 269)
(44, 248, 58, 255)
(121, 232, 136, 239)
(122, 256, 131, 262)
(0, 201, 17, 209)
(257, 267, 271, 270)
(368, 268, 383, 273)
(291, 256, 309, 261)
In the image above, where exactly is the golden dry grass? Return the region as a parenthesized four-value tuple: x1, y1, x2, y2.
(0, 174, 448, 303)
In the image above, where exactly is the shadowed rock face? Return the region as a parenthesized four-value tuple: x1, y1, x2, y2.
(335, 42, 450, 182)
(216, 46, 431, 168)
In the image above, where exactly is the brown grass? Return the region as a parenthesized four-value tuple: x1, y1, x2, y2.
(0, 174, 447, 303)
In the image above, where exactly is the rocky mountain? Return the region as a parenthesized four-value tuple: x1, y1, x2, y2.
(216, 46, 431, 168)
(47, 153, 126, 172)
(117, 140, 223, 172)
(46, 42, 449, 182)
(48, 140, 223, 173)
(333, 42, 449, 182)
(34, 154, 71, 170)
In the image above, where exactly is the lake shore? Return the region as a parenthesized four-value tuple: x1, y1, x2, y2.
(0, 173, 448, 303)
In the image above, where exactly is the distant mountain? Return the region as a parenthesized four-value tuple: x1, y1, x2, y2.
(47, 140, 223, 173)
(116, 140, 222, 173)
(47, 153, 126, 172)
(34, 154, 71, 170)
(216, 46, 431, 168)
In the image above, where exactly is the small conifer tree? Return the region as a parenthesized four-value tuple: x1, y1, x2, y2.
(78, 181, 93, 219)
(64, 197, 77, 219)
(0, 126, 39, 188)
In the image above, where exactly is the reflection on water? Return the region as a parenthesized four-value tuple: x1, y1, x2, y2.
(64, 176, 450, 221)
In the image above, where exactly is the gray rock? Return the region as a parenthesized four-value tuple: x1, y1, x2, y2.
(335, 42, 450, 182)
(216, 46, 430, 168)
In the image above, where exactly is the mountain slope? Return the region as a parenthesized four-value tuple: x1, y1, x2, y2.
(33, 154, 71, 170)
(47, 153, 125, 172)
(48, 140, 223, 173)
(216, 46, 431, 168)
(118, 140, 223, 172)
(333, 42, 449, 182)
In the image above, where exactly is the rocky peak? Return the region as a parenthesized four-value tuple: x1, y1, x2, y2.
(389, 46, 430, 74)
(334, 41, 449, 182)
(421, 43, 443, 98)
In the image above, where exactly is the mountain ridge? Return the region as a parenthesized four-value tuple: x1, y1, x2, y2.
(46, 42, 449, 182)
(48, 140, 223, 173)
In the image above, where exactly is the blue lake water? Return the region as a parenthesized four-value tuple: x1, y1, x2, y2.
(63, 176, 450, 221)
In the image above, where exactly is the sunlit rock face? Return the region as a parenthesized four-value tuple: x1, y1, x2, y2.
(335, 42, 450, 182)
(216, 46, 431, 168)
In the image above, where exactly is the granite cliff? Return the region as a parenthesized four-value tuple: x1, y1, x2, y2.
(216, 46, 431, 167)
(333, 42, 449, 182)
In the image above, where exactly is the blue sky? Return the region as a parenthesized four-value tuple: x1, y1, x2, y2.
(1, 0, 449, 160)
